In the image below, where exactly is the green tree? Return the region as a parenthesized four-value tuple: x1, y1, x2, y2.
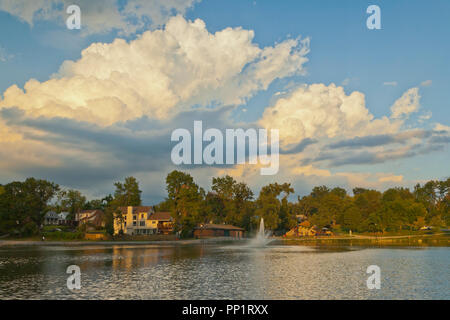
(84, 195, 113, 211)
(210, 176, 254, 228)
(114, 177, 142, 207)
(341, 204, 362, 232)
(0, 178, 59, 236)
(166, 171, 205, 237)
(231, 182, 254, 230)
(59, 189, 86, 220)
(106, 177, 142, 236)
(255, 183, 294, 231)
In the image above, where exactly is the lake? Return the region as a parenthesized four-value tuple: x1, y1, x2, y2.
(0, 242, 448, 299)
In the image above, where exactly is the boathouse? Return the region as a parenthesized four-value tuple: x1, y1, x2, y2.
(193, 224, 244, 239)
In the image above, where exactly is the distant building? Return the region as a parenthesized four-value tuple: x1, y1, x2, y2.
(150, 211, 174, 235)
(57, 212, 70, 225)
(285, 225, 316, 237)
(316, 227, 333, 236)
(193, 224, 244, 239)
(113, 206, 174, 235)
(76, 210, 105, 228)
(44, 211, 59, 225)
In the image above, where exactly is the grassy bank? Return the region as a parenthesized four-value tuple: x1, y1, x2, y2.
(1, 232, 179, 243)
(281, 232, 450, 247)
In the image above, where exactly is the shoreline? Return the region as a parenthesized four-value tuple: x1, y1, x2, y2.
(0, 233, 448, 247)
(279, 233, 450, 247)
(0, 237, 247, 247)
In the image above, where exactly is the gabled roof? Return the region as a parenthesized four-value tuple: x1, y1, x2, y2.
(75, 210, 103, 222)
(118, 206, 154, 215)
(45, 211, 59, 218)
(79, 210, 104, 223)
(194, 224, 244, 231)
(58, 212, 70, 219)
(149, 212, 172, 221)
(78, 210, 98, 214)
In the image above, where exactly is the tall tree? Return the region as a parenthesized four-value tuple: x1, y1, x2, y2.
(107, 177, 142, 235)
(166, 171, 205, 237)
(255, 183, 294, 231)
(114, 177, 142, 207)
(0, 178, 59, 235)
(59, 189, 86, 219)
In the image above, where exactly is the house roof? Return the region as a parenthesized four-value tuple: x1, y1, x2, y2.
(45, 211, 59, 218)
(149, 212, 172, 221)
(58, 212, 70, 219)
(77, 209, 104, 215)
(79, 210, 103, 221)
(79, 210, 104, 224)
(118, 206, 154, 215)
(194, 224, 244, 231)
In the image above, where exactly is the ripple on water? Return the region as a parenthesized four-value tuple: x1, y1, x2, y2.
(0, 244, 448, 299)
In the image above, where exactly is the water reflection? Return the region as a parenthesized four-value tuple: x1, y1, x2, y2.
(0, 244, 448, 299)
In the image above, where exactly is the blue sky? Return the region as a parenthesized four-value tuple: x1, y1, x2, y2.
(0, 0, 448, 203)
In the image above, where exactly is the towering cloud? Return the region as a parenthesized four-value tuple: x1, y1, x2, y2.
(0, 16, 310, 125)
(259, 83, 400, 147)
(0, 11, 446, 201)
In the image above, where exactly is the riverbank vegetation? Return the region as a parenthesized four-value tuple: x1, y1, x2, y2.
(0, 171, 448, 238)
(160, 171, 449, 237)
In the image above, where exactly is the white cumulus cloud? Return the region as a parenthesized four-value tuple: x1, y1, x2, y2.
(0, 16, 310, 125)
(259, 83, 400, 147)
(390, 87, 420, 119)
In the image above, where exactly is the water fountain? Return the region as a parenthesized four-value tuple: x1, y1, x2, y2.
(248, 218, 273, 247)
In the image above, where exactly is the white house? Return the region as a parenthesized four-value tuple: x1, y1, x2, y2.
(58, 212, 70, 225)
(44, 211, 59, 225)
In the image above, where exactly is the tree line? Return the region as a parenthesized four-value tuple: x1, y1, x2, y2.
(159, 171, 449, 237)
(0, 177, 143, 237)
(0, 172, 448, 237)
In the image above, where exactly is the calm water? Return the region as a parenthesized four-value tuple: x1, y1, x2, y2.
(0, 242, 448, 299)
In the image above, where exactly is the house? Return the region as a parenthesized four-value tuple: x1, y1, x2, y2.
(285, 225, 316, 237)
(113, 206, 174, 235)
(44, 211, 59, 225)
(76, 209, 101, 222)
(76, 210, 105, 228)
(193, 224, 244, 239)
(57, 212, 71, 225)
(316, 227, 333, 236)
(149, 212, 174, 235)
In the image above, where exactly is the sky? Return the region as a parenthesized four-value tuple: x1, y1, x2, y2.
(0, 0, 449, 204)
